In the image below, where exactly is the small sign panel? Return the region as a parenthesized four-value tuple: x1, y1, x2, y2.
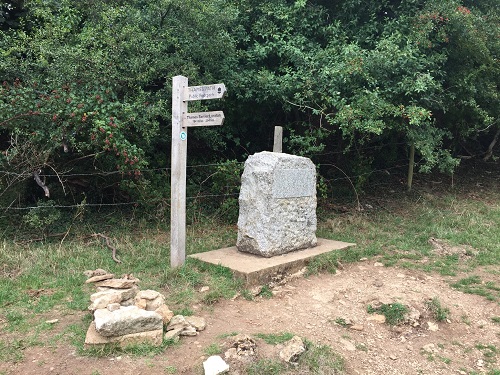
(183, 111, 225, 127)
(184, 84, 226, 101)
(272, 169, 316, 198)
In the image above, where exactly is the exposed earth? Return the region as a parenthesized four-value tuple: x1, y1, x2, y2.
(2, 259, 499, 375)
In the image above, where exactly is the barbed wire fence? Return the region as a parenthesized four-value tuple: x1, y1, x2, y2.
(0, 157, 411, 212)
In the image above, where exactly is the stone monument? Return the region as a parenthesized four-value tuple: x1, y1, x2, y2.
(236, 151, 317, 257)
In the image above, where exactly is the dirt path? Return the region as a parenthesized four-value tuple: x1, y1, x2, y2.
(2, 261, 499, 375)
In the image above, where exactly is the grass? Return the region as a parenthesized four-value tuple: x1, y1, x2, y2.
(426, 297, 451, 321)
(451, 276, 500, 303)
(255, 332, 295, 345)
(246, 340, 345, 375)
(306, 252, 339, 275)
(367, 302, 408, 326)
(204, 343, 222, 356)
(297, 341, 345, 374)
(333, 317, 349, 327)
(258, 285, 274, 299)
(0, 222, 240, 362)
(247, 359, 286, 375)
(0, 171, 499, 367)
(475, 343, 498, 364)
(319, 188, 500, 277)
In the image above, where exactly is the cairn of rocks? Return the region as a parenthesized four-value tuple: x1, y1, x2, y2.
(83, 269, 206, 348)
(204, 334, 307, 375)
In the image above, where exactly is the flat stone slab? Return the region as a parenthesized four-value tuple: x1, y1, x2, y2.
(84, 322, 163, 348)
(189, 238, 355, 286)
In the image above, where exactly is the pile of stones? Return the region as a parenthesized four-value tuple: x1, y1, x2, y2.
(203, 334, 306, 375)
(83, 269, 206, 348)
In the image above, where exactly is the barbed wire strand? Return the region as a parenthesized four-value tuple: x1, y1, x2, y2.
(0, 141, 413, 178)
(0, 162, 410, 211)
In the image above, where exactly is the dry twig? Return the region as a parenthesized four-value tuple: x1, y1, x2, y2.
(92, 233, 122, 263)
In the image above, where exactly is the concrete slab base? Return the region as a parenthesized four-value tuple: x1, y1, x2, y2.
(188, 238, 355, 286)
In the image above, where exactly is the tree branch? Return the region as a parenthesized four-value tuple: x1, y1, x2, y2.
(483, 127, 500, 161)
(33, 169, 50, 197)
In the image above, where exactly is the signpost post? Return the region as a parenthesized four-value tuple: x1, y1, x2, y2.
(170, 75, 226, 267)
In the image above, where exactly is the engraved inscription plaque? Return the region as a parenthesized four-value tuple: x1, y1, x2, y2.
(272, 169, 316, 198)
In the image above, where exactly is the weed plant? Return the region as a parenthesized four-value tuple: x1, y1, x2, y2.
(367, 303, 408, 325)
(297, 341, 345, 374)
(204, 343, 222, 356)
(426, 297, 450, 321)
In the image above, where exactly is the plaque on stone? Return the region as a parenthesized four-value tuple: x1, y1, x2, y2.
(236, 151, 317, 257)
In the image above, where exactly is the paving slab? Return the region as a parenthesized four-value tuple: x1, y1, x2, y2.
(188, 238, 355, 286)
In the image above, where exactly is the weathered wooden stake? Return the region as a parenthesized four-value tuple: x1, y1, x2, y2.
(407, 144, 415, 192)
(170, 75, 189, 268)
(273, 126, 283, 153)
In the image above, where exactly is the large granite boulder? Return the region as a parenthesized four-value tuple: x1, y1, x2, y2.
(237, 151, 317, 257)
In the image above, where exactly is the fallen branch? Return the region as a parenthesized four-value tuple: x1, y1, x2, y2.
(92, 233, 122, 263)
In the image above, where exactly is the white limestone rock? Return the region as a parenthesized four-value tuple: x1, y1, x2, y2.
(134, 289, 166, 311)
(279, 336, 306, 363)
(88, 286, 138, 311)
(203, 355, 229, 375)
(186, 316, 206, 331)
(94, 305, 163, 337)
(85, 322, 163, 348)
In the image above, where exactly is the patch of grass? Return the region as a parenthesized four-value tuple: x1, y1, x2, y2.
(434, 255, 459, 276)
(258, 285, 273, 299)
(438, 355, 452, 364)
(241, 289, 254, 300)
(367, 302, 408, 326)
(306, 253, 339, 275)
(476, 344, 498, 363)
(204, 343, 221, 356)
(451, 276, 500, 303)
(333, 317, 349, 327)
(217, 332, 238, 339)
(246, 359, 285, 375)
(297, 341, 345, 374)
(321, 185, 500, 276)
(355, 343, 368, 352)
(4, 310, 28, 331)
(0, 339, 25, 363)
(160, 260, 243, 308)
(461, 314, 471, 326)
(82, 340, 175, 358)
(492, 317, 500, 324)
(426, 297, 450, 322)
(255, 332, 294, 345)
(164, 366, 177, 374)
(173, 307, 193, 316)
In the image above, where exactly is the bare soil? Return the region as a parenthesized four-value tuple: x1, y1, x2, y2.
(2, 260, 499, 375)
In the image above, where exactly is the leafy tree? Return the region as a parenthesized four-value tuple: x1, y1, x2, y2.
(0, 0, 238, 206)
(0, 0, 498, 218)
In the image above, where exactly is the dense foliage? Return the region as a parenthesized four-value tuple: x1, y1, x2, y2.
(0, 0, 498, 222)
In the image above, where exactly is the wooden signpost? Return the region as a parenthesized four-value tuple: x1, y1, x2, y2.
(171, 75, 226, 267)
